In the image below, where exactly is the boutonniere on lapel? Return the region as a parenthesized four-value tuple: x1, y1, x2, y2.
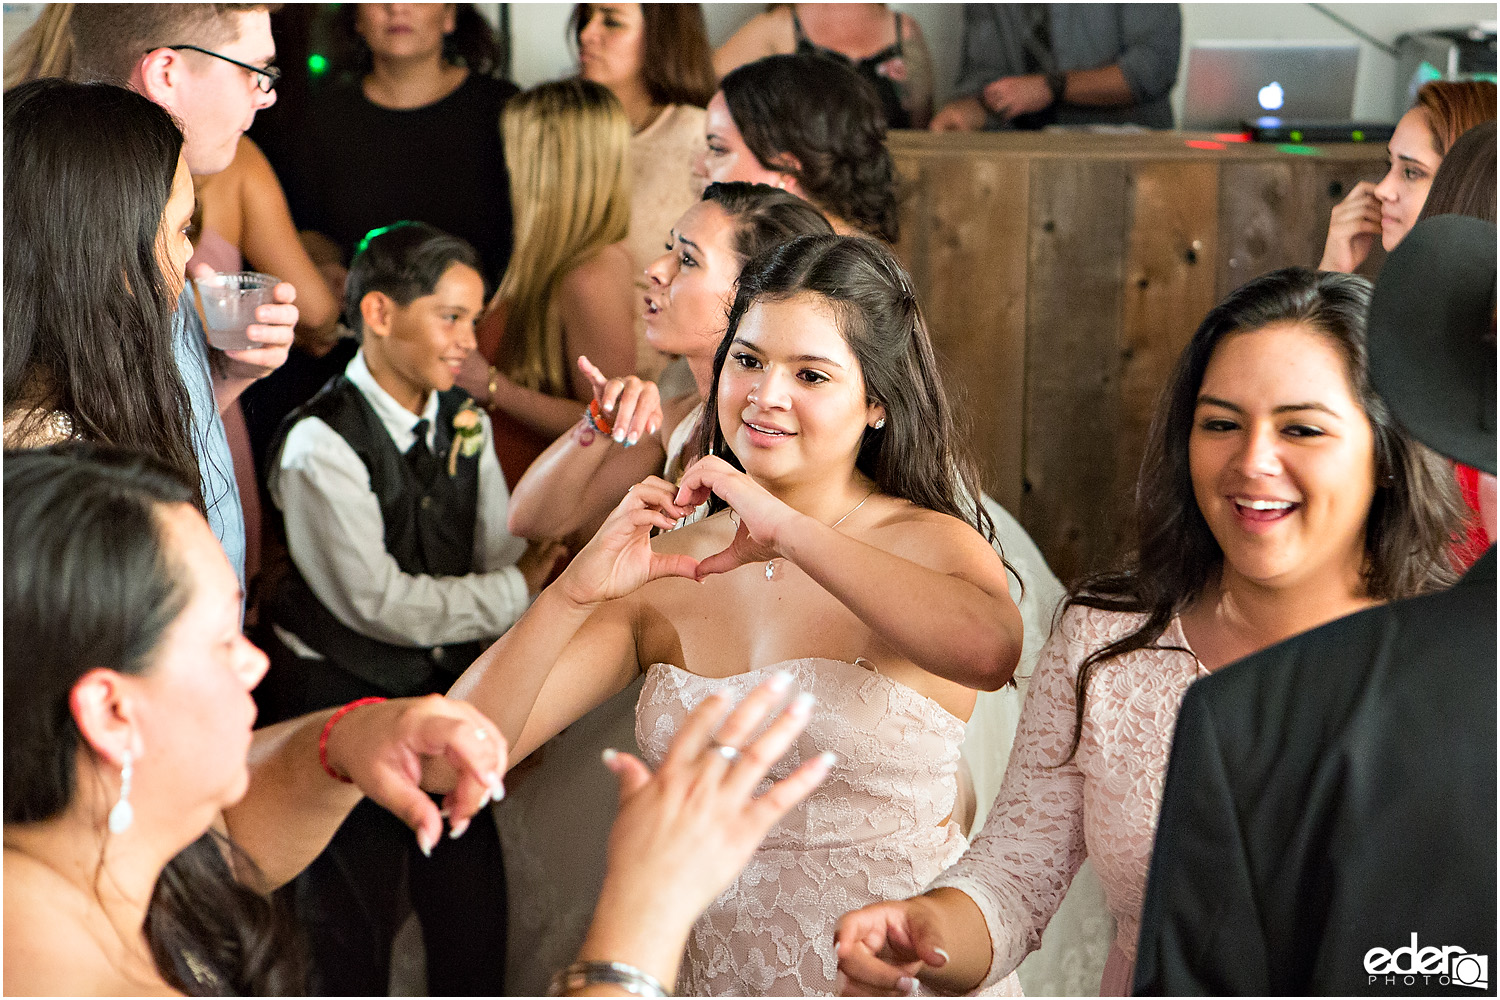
(448, 400, 484, 476)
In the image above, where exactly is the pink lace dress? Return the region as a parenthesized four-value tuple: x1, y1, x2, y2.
(637, 658, 971, 996)
(927, 604, 1205, 996)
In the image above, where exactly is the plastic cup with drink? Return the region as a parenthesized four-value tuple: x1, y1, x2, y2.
(193, 271, 280, 352)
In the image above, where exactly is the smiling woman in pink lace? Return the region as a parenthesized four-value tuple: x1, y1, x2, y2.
(834, 267, 1464, 996)
(451, 235, 1024, 995)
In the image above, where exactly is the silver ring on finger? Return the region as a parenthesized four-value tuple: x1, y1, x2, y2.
(707, 739, 741, 764)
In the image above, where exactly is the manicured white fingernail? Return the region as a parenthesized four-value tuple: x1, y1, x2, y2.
(768, 670, 794, 692)
(933, 947, 951, 964)
(601, 747, 618, 765)
(817, 751, 838, 768)
(416, 830, 435, 858)
(474, 728, 488, 741)
(485, 772, 505, 802)
(790, 691, 816, 717)
(627, 432, 639, 446)
(613, 428, 625, 443)
(489, 780, 505, 804)
(897, 975, 918, 995)
(448, 817, 471, 839)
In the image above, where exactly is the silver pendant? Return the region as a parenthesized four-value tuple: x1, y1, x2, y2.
(765, 559, 778, 581)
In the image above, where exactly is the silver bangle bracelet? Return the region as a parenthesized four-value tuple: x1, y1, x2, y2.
(548, 960, 671, 997)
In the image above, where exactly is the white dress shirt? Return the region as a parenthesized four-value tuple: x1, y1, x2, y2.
(270, 350, 529, 653)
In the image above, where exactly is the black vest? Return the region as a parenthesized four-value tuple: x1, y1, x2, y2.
(269, 375, 485, 696)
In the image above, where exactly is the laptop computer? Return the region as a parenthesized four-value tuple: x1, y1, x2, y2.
(1181, 41, 1361, 130)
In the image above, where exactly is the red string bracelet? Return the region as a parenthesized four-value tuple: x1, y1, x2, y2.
(587, 398, 613, 435)
(319, 697, 387, 783)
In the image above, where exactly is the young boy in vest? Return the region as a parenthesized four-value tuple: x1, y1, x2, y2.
(267, 221, 561, 995)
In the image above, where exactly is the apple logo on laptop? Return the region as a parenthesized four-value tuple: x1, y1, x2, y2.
(1258, 81, 1285, 112)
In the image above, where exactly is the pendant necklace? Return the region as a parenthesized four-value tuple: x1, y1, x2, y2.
(765, 489, 875, 581)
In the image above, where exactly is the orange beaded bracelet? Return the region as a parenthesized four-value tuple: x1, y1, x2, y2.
(587, 398, 613, 435)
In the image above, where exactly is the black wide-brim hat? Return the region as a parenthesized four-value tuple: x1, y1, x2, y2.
(1367, 214, 1497, 476)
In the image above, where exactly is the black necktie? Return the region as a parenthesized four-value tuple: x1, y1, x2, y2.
(407, 418, 438, 481)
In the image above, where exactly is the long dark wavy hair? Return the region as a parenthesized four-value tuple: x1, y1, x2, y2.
(1061, 267, 1464, 760)
(4, 445, 303, 995)
(693, 234, 995, 547)
(3, 79, 203, 511)
(720, 54, 899, 243)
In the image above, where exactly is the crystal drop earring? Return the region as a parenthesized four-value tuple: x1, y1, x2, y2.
(107, 749, 134, 834)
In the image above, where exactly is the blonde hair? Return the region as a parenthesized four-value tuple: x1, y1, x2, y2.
(4, 4, 75, 90)
(496, 78, 631, 395)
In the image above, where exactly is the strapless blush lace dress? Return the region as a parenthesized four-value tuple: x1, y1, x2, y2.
(636, 658, 973, 996)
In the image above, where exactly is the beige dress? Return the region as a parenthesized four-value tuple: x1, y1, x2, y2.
(637, 658, 972, 996)
(625, 104, 706, 381)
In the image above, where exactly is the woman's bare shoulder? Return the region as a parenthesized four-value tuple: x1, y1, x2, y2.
(564, 241, 634, 292)
(715, 7, 794, 75)
(3, 861, 165, 996)
(869, 499, 1007, 574)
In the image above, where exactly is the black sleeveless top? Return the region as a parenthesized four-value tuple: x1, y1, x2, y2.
(791, 6, 910, 129)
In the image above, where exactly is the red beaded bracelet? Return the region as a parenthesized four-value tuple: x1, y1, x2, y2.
(587, 398, 613, 435)
(319, 696, 387, 783)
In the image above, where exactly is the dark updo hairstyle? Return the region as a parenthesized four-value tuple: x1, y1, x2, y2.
(1417, 120, 1497, 225)
(344, 220, 484, 333)
(1061, 267, 1464, 760)
(700, 181, 835, 263)
(3, 79, 202, 511)
(5, 444, 303, 995)
(570, 3, 714, 108)
(694, 234, 994, 545)
(720, 54, 899, 243)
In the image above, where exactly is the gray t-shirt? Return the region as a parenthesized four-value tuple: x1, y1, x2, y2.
(174, 286, 246, 586)
(952, 3, 1182, 130)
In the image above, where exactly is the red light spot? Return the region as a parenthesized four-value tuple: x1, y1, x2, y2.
(1213, 132, 1252, 143)
(1185, 139, 1228, 151)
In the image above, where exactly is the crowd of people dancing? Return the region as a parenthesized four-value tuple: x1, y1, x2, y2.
(3, 3, 1495, 997)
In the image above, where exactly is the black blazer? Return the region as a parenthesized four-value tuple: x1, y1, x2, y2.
(1134, 548, 1496, 996)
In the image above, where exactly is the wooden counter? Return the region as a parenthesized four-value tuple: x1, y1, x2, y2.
(888, 130, 1389, 585)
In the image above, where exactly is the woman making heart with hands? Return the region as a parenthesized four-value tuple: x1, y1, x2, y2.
(451, 235, 1022, 996)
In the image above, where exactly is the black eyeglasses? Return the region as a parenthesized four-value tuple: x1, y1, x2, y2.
(167, 44, 280, 93)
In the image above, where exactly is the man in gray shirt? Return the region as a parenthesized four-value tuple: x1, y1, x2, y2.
(932, 4, 1181, 131)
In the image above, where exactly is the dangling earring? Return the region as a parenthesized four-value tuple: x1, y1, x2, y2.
(108, 750, 134, 834)
(874, 418, 886, 430)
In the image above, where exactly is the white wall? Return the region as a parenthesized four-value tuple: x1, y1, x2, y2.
(6, 2, 1493, 122)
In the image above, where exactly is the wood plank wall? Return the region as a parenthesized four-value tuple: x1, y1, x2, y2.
(889, 132, 1389, 586)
